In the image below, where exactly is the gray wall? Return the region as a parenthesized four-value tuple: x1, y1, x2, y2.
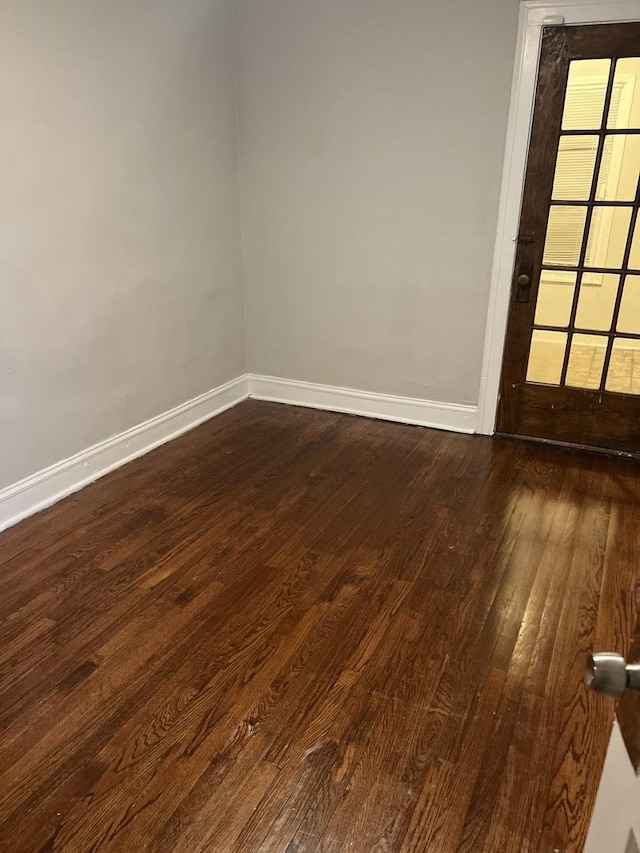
(235, 0, 520, 404)
(1, 0, 523, 491)
(1, 0, 246, 489)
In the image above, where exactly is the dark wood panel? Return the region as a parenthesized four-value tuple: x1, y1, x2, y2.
(617, 545, 640, 772)
(500, 384, 640, 456)
(617, 633, 640, 773)
(0, 401, 636, 851)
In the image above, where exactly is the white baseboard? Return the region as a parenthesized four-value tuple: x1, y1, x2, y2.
(248, 375, 478, 434)
(0, 373, 477, 534)
(0, 375, 249, 533)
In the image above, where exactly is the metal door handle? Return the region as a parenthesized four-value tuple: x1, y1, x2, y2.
(516, 264, 534, 303)
(586, 653, 640, 698)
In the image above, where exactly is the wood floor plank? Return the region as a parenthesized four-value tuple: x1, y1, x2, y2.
(0, 400, 637, 852)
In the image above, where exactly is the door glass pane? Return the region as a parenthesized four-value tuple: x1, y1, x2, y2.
(596, 135, 640, 201)
(629, 219, 640, 270)
(553, 136, 598, 201)
(543, 206, 587, 266)
(562, 59, 611, 130)
(534, 271, 576, 327)
(618, 275, 640, 334)
(526, 330, 567, 385)
(565, 334, 608, 389)
(606, 338, 640, 394)
(584, 207, 633, 268)
(575, 273, 620, 331)
(607, 58, 640, 129)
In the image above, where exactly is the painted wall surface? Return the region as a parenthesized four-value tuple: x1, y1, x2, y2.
(1, 0, 245, 489)
(235, 0, 520, 404)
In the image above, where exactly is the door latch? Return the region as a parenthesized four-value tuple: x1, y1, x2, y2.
(516, 264, 534, 304)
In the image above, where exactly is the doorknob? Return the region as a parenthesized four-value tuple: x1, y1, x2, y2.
(516, 263, 534, 303)
(586, 653, 640, 698)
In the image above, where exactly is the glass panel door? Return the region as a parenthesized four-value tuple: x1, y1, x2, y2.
(498, 23, 640, 454)
(527, 57, 640, 395)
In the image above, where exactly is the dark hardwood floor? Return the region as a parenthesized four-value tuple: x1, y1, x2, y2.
(0, 400, 637, 852)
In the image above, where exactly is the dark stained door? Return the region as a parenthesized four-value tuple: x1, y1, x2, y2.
(618, 619, 640, 775)
(497, 23, 640, 455)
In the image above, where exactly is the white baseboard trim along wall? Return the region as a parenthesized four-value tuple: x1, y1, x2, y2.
(0, 373, 478, 532)
(0, 375, 250, 533)
(249, 375, 478, 434)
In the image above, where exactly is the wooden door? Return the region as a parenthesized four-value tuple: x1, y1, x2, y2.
(585, 626, 640, 852)
(497, 23, 640, 455)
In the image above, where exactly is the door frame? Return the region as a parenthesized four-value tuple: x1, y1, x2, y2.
(476, 0, 640, 436)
